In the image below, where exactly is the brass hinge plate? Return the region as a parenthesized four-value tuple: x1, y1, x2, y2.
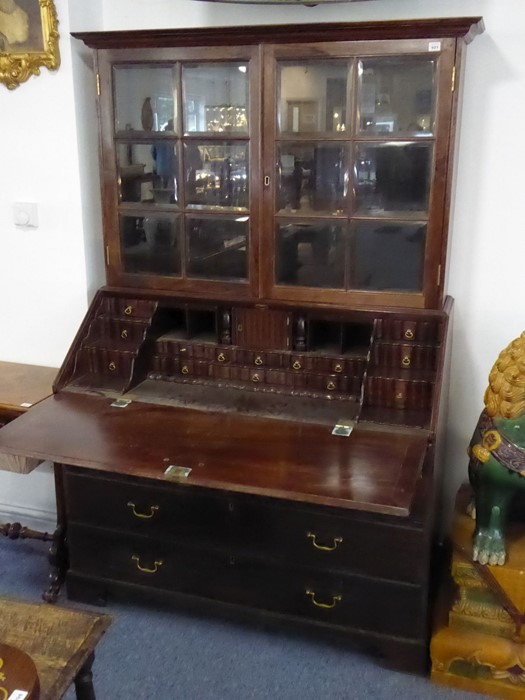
(96, 73, 101, 96)
(332, 420, 355, 437)
(451, 66, 456, 92)
(164, 465, 192, 480)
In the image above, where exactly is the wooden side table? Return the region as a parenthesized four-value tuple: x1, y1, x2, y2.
(0, 361, 66, 600)
(0, 360, 57, 539)
(0, 598, 110, 700)
(0, 361, 57, 428)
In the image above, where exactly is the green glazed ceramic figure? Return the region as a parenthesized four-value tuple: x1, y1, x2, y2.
(468, 332, 525, 566)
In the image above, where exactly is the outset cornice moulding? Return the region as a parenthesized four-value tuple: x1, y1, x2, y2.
(72, 17, 485, 50)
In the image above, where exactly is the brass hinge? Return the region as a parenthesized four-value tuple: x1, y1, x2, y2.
(96, 73, 101, 96)
(437, 263, 442, 287)
(451, 66, 456, 92)
(105, 245, 110, 266)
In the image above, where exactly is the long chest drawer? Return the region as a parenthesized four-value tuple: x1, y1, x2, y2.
(64, 467, 232, 545)
(67, 524, 426, 641)
(64, 467, 428, 584)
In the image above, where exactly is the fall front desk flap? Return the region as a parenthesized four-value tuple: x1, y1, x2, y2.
(0, 392, 427, 516)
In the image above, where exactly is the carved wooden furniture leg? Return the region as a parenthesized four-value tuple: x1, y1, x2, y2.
(0, 518, 67, 603)
(74, 652, 97, 700)
(1, 521, 54, 541)
(42, 524, 68, 603)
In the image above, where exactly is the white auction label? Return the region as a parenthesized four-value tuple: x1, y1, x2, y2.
(8, 691, 29, 700)
(428, 41, 441, 52)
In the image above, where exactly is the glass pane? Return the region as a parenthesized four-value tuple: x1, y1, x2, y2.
(184, 142, 248, 210)
(278, 60, 349, 135)
(120, 215, 181, 276)
(118, 142, 179, 205)
(187, 216, 248, 280)
(182, 63, 249, 134)
(354, 143, 432, 216)
(277, 143, 346, 215)
(114, 66, 176, 133)
(276, 222, 345, 289)
(357, 57, 436, 136)
(351, 221, 425, 292)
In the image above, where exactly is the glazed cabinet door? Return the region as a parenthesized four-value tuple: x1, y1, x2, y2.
(261, 38, 456, 309)
(97, 45, 260, 298)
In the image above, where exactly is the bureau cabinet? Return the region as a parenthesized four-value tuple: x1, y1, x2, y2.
(0, 17, 483, 674)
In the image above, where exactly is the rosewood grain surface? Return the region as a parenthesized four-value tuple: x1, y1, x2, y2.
(0, 392, 427, 516)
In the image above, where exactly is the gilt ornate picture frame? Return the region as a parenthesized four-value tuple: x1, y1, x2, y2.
(0, 0, 60, 90)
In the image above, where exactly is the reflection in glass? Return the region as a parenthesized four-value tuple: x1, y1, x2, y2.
(276, 222, 345, 289)
(357, 57, 436, 136)
(187, 217, 248, 280)
(120, 215, 181, 276)
(114, 66, 176, 133)
(118, 142, 179, 204)
(182, 63, 249, 134)
(352, 221, 426, 292)
(278, 60, 349, 134)
(184, 142, 248, 210)
(354, 143, 431, 215)
(277, 143, 346, 215)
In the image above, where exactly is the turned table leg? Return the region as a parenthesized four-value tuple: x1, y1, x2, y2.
(42, 524, 68, 603)
(74, 652, 97, 700)
(1, 521, 54, 541)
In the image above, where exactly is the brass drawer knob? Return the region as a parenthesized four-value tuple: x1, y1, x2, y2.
(307, 532, 343, 552)
(326, 381, 336, 391)
(292, 361, 302, 371)
(402, 356, 411, 367)
(131, 555, 163, 574)
(127, 502, 159, 520)
(334, 364, 343, 373)
(217, 352, 226, 363)
(251, 373, 260, 383)
(404, 329, 414, 340)
(124, 305, 133, 316)
(121, 329, 129, 340)
(305, 590, 342, 609)
(254, 356, 263, 366)
(181, 365, 189, 375)
(108, 362, 116, 372)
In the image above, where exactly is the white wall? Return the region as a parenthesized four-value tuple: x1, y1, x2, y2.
(1, 0, 524, 529)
